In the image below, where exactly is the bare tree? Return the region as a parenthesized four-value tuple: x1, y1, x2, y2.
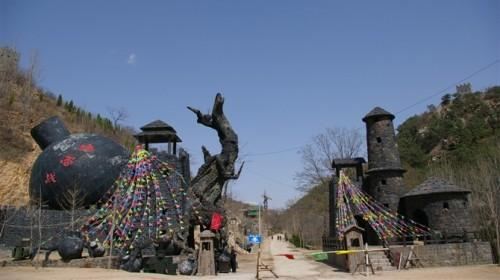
(59, 185, 86, 231)
(429, 145, 500, 264)
(107, 107, 129, 130)
(465, 154, 500, 264)
(295, 127, 364, 191)
(20, 51, 39, 130)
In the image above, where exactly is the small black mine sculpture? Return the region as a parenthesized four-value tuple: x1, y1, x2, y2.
(29, 116, 130, 209)
(39, 231, 85, 262)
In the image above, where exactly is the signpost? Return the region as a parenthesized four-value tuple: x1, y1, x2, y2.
(247, 234, 262, 244)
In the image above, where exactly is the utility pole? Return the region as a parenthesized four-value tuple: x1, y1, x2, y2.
(255, 201, 277, 279)
(258, 203, 261, 237)
(262, 191, 271, 210)
(256, 203, 261, 279)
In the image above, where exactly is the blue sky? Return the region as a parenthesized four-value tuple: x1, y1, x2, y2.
(1, 0, 498, 208)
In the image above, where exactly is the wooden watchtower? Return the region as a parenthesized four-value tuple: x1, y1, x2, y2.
(134, 120, 182, 154)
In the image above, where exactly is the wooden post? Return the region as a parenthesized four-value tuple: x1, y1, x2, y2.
(256, 244, 260, 279)
(365, 243, 369, 277)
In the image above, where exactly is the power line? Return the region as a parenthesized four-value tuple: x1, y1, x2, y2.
(246, 169, 298, 189)
(242, 59, 499, 157)
(394, 59, 499, 115)
(245, 146, 303, 157)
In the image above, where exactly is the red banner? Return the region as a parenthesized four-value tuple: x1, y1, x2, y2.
(210, 212, 223, 231)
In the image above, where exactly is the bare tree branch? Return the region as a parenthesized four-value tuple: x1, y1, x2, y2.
(295, 127, 364, 191)
(107, 107, 129, 129)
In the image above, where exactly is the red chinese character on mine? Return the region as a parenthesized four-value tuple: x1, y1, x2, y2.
(45, 172, 57, 184)
(60, 155, 76, 167)
(79, 144, 95, 153)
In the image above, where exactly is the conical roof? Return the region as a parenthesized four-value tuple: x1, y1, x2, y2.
(140, 120, 177, 132)
(362, 107, 395, 122)
(401, 177, 470, 198)
(135, 119, 181, 143)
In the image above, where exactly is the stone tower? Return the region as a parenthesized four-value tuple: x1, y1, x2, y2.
(362, 107, 405, 212)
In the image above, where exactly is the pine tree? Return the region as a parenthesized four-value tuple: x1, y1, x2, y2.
(96, 114, 102, 127)
(68, 100, 74, 112)
(57, 94, 63, 106)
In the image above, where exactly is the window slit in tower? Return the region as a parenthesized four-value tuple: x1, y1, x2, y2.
(376, 137, 382, 143)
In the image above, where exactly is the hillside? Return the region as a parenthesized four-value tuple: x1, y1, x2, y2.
(272, 182, 329, 248)
(397, 86, 500, 186)
(0, 47, 136, 206)
(277, 85, 500, 250)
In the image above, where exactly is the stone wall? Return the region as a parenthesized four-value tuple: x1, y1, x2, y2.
(390, 242, 493, 267)
(323, 241, 493, 271)
(365, 170, 405, 212)
(400, 193, 474, 234)
(0, 206, 92, 248)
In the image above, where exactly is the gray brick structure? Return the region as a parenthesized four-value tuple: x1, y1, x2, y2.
(399, 177, 474, 235)
(362, 107, 405, 212)
(324, 107, 493, 267)
(389, 242, 493, 267)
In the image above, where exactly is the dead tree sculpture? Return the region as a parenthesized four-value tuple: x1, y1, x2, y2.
(185, 93, 243, 229)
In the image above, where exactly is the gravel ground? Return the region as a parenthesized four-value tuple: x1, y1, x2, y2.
(0, 237, 498, 280)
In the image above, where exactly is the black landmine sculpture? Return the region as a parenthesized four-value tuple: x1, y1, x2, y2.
(36, 231, 105, 262)
(29, 116, 129, 209)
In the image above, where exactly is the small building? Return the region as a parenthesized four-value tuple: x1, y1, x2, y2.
(134, 120, 182, 155)
(197, 230, 216, 275)
(329, 158, 365, 239)
(331, 158, 366, 182)
(399, 177, 473, 235)
(344, 225, 365, 273)
(134, 120, 190, 209)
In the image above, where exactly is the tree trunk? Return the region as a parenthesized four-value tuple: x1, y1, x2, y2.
(495, 219, 500, 265)
(172, 94, 242, 253)
(186, 93, 242, 221)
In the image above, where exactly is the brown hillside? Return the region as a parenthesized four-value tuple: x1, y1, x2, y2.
(0, 50, 136, 207)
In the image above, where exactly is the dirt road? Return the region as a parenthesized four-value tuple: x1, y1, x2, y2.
(262, 235, 500, 280)
(1, 236, 499, 279)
